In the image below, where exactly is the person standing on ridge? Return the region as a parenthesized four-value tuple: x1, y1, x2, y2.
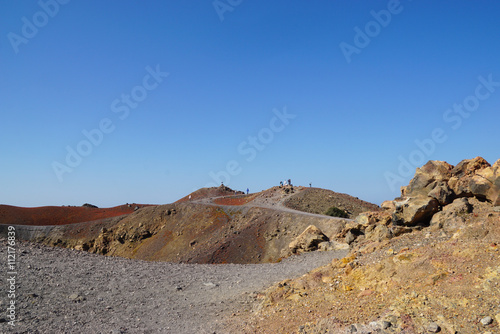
(246, 188, 249, 195)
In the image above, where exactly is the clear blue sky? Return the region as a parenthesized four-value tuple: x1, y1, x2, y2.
(1, 1, 499, 207)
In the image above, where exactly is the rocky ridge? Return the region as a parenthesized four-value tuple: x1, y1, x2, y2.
(1, 185, 373, 265)
(226, 157, 500, 333)
(332, 157, 500, 247)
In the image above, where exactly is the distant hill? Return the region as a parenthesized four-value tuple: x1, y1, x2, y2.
(283, 187, 380, 218)
(175, 185, 244, 203)
(0, 185, 377, 264)
(0, 204, 150, 226)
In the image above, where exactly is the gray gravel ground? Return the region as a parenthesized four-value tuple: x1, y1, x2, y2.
(0, 238, 347, 334)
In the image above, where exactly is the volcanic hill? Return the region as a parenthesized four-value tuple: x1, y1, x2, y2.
(0, 203, 149, 226)
(0, 185, 376, 264)
(1, 157, 500, 333)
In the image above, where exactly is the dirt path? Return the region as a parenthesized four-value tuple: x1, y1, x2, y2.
(194, 190, 353, 221)
(0, 239, 348, 334)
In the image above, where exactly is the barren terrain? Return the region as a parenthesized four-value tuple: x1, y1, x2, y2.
(1, 186, 364, 264)
(226, 205, 500, 333)
(2, 157, 499, 333)
(0, 238, 347, 333)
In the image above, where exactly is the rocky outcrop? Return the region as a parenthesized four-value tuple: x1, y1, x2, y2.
(392, 196, 439, 226)
(429, 197, 472, 231)
(224, 158, 500, 334)
(332, 211, 395, 245)
(469, 159, 500, 205)
(448, 156, 491, 197)
(348, 157, 499, 246)
(395, 157, 499, 224)
(317, 240, 349, 251)
(289, 225, 329, 254)
(401, 160, 453, 199)
(252, 202, 500, 333)
(400, 157, 499, 206)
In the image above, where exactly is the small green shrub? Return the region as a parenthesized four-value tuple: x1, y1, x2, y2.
(325, 206, 349, 218)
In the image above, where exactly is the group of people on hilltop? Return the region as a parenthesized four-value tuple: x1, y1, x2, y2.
(280, 179, 292, 187)
(278, 180, 314, 188)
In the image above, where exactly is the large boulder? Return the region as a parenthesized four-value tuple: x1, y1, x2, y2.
(402, 160, 453, 198)
(289, 225, 329, 254)
(355, 211, 391, 226)
(427, 181, 454, 206)
(392, 197, 439, 226)
(430, 197, 472, 230)
(469, 159, 500, 205)
(317, 240, 349, 251)
(364, 224, 392, 242)
(448, 157, 491, 198)
(451, 156, 490, 178)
